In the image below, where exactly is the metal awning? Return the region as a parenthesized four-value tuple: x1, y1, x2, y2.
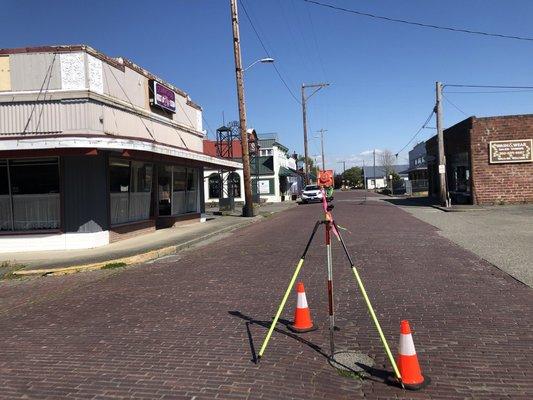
(278, 166, 299, 177)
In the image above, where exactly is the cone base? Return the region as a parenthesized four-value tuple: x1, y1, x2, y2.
(402, 374, 430, 391)
(287, 324, 317, 333)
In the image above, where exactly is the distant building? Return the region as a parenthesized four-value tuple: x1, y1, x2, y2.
(405, 142, 428, 193)
(0, 45, 238, 252)
(363, 165, 408, 189)
(426, 114, 533, 205)
(203, 133, 301, 204)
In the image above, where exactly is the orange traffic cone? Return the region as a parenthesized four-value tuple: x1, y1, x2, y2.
(288, 282, 316, 333)
(398, 320, 428, 390)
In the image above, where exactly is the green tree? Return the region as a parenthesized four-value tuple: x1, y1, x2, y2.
(297, 156, 315, 170)
(342, 167, 363, 188)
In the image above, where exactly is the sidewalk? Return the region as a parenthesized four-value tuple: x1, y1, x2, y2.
(0, 201, 297, 277)
(386, 198, 533, 287)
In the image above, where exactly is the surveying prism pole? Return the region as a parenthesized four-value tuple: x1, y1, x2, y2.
(332, 221, 403, 384)
(325, 218, 335, 356)
(257, 220, 322, 361)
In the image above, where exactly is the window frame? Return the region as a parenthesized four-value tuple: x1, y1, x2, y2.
(0, 157, 61, 234)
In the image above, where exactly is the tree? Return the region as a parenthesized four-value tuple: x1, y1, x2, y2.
(379, 149, 396, 176)
(342, 167, 363, 188)
(297, 156, 315, 171)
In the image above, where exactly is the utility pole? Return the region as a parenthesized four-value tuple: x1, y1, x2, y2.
(337, 161, 346, 173)
(302, 83, 329, 184)
(435, 81, 449, 207)
(316, 129, 327, 170)
(363, 159, 367, 190)
(230, 0, 253, 217)
(373, 149, 376, 190)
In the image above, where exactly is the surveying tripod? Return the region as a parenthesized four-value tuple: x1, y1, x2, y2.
(256, 192, 403, 386)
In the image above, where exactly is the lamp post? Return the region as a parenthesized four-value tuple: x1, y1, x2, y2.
(302, 83, 329, 184)
(244, 57, 274, 72)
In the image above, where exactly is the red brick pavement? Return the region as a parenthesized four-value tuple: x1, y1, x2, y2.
(0, 191, 531, 399)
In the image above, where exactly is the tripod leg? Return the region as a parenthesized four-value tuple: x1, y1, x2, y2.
(333, 221, 403, 383)
(257, 220, 321, 361)
(326, 222, 335, 357)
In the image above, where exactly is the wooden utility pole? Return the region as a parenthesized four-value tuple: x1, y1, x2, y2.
(373, 149, 376, 190)
(302, 83, 329, 184)
(230, 0, 253, 217)
(317, 129, 327, 170)
(435, 81, 449, 207)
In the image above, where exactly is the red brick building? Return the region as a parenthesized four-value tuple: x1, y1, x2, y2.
(427, 114, 533, 205)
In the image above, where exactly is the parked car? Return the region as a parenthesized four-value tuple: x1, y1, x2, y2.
(300, 185, 323, 204)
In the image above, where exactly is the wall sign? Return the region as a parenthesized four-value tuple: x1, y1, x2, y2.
(149, 80, 176, 113)
(489, 139, 532, 164)
(258, 180, 270, 194)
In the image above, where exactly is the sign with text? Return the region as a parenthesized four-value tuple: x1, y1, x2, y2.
(149, 80, 176, 113)
(258, 180, 270, 194)
(489, 139, 532, 164)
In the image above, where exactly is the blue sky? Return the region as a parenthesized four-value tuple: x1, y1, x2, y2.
(2, 0, 533, 170)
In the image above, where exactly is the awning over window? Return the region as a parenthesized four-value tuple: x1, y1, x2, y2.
(278, 166, 299, 177)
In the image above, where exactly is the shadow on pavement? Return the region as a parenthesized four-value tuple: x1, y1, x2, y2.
(228, 311, 328, 363)
(228, 311, 400, 389)
(382, 196, 436, 207)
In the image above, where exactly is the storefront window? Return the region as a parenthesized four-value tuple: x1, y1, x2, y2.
(186, 168, 198, 212)
(0, 158, 60, 231)
(130, 162, 152, 222)
(110, 158, 153, 225)
(158, 165, 199, 216)
(158, 166, 172, 216)
(0, 160, 11, 231)
(172, 166, 187, 215)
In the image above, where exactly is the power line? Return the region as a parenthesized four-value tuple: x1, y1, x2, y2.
(302, 0, 533, 42)
(444, 84, 533, 89)
(442, 94, 469, 117)
(445, 89, 533, 94)
(239, 0, 301, 104)
(394, 109, 435, 157)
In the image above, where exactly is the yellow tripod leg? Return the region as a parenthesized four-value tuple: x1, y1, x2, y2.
(258, 258, 304, 359)
(257, 220, 321, 361)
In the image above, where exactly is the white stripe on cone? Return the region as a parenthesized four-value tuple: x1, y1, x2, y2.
(297, 292, 308, 309)
(399, 333, 417, 356)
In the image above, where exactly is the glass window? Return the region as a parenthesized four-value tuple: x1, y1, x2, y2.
(109, 159, 130, 193)
(228, 172, 240, 198)
(208, 173, 222, 199)
(9, 158, 60, 231)
(158, 165, 172, 216)
(172, 166, 187, 215)
(110, 158, 153, 224)
(129, 162, 152, 222)
(0, 160, 11, 231)
(186, 168, 198, 213)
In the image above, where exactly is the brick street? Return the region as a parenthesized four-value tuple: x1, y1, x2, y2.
(0, 191, 531, 399)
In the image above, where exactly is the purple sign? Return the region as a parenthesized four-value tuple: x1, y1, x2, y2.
(150, 80, 176, 113)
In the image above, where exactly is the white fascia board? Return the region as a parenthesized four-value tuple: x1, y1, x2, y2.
(0, 136, 242, 169)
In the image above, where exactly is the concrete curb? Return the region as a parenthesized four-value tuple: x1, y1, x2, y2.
(12, 216, 262, 278)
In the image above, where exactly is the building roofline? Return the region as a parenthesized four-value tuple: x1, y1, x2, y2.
(0, 44, 202, 111)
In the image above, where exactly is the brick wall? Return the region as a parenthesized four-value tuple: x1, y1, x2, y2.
(471, 115, 533, 205)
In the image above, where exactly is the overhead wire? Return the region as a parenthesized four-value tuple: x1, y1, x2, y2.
(22, 53, 57, 134)
(394, 109, 435, 157)
(239, 0, 301, 104)
(302, 0, 533, 42)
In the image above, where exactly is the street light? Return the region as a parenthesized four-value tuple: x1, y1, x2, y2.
(302, 83, 329, 184)
(244, 57, 275, 72)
